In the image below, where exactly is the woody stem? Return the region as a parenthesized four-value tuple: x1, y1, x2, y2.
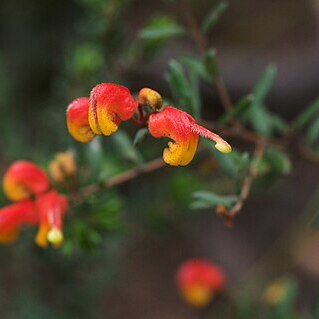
(73, 157, 166, 204)
(227, 139, 267, 219)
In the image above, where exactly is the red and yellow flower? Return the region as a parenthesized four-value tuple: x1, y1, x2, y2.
(67, 83, 138, 142)
(0, 160, 69, 247)
(67, 84, 231, 166)
(35, 190, 68, 248)
(88, 83, 138, 136)
(3, 161, 50, 201)
(66, 97, 95, 143)
(0, 201, 37, 243)
(176, 259, 225, 308)
(148, 107, 231, 166)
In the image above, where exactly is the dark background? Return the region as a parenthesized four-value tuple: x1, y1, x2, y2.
(0, 0, 319, 318)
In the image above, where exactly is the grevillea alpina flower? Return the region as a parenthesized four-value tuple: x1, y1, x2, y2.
(35, 190, 68, 248)
(176, 259, 225, 308)
(88, 83, 138, 136)
(67, 97, 95, 143)
(3, 161, 50, 201)
(0, 200, 38, 243)
(148, 107, 232, 166)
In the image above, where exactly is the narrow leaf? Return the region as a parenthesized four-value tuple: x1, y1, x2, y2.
(204, 49, 219, 80)
(133, 128, 149, 146)
(293, 98, 319, 130)
(201, 1, 228, 34)
(191, 190, 238, 209)
(306, 117, 319, 145)
(252, 64, 277, 108)
(219, 94, 254, 124)
(139, 16, 186, 41)
(111, 130, 143, 164)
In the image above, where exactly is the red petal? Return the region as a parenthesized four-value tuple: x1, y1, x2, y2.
(3, 161, 50, 201)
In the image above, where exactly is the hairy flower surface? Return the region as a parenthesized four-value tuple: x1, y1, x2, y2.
(3, 161, 50, 201)
(148, 107, 231, 166)
(67, 97, 95, 143)
(0, 201, 38, 243)
(35, 190, 68, 248)
(177, 259, 225, 307)
(88, 83, 138, 136)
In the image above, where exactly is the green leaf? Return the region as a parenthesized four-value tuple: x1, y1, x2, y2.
(166, 59, 190, 106)
(201, 1, 228, 34)
(133, 128, 149, 146)
(111, 130, 143, 164)
(204, 49, 219, 80)
(245, 65, 277, 136)
(202, 139, 250, 179)
(219, 94, 254, 124)
(306, 117, 319, 145)
(191, 191, 238, 209)
(252, 64, 277, 108)
(292, 98, 319, 130)
(85, 137, 104, 176)
(263, 147, 292, 175)
(139, 16, 186, 41)
(181, 56, 211, 82)
(268, 113, 288, 134)
(166, 59, 200, 116)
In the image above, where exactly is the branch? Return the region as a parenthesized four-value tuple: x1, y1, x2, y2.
(73, 157, 166, 204)
(217, 139, 267, 226)
(179, 0, 234, 113)
(201, 120, 287, 147)
(179, 0, 206, 54)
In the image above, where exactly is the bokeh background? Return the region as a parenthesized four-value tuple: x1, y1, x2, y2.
(0, 0, 319, 318)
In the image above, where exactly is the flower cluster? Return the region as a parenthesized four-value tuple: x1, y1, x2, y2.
(0, 161, 68, 248)
(176, 259, 225, 308)
(67, 83, 231, 166)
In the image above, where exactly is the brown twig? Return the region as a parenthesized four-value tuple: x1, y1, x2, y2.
(217, 139, 267, 225)
(179, 0, 234, 113)
(179, 0, 206, 54)
(73, 157, 166, 204)
(201, 120, 288, 147)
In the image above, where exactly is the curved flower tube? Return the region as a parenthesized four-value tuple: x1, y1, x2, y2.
(0, 201, 38, 243)
(3, 161, 50, 202)
(148, 107, 231, 166)
(35, 190, 68, 248)
(67, 97, 95, 143)
(88, 83, 138, 136)
(176, 259, 225, 308)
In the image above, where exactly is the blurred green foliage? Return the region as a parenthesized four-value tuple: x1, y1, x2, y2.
(0, 0, 319, 318)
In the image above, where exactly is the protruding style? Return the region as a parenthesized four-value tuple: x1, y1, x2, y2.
(148, 107, 231, 166)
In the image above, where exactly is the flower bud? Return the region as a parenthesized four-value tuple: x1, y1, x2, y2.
(49, 151, 77, 183)
(138, 88, 163, 110)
